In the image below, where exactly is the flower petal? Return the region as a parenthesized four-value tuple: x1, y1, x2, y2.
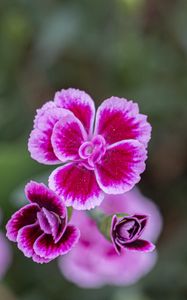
(134, 215, 148, 237)
(28, 107, 70, 164)
(33, 225, 80, 259)
(95, 140, 147, 194)
(33, 101, 57, 129)
(28, 128, 60, 165)
(124, 239, 155, 252)
(41, 208, 66, 243)
(51, 114, 87, 162)
(6, 204, 40, 242)
(25, 181, 66, 217)
(32, 254, 52, 264)
(110, 215, 121, 254)
(95, 97, 151, 147)
(37, 210, 52, 234)
(116, 218, 140, 242)
(54, 88, 95, 135)
(17, 223, 42, 258)
(49, 163, 104, 210)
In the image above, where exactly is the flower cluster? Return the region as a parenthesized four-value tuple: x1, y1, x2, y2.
(6, 88, 161, 287)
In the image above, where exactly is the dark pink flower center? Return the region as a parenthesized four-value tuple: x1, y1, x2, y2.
(78, 135, 106, 168)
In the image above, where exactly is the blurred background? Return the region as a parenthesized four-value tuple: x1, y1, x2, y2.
(0, 0, 187, 299)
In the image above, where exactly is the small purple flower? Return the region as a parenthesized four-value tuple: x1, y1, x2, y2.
(28, 88, 151, 210)
(111, 214, 155, 254)
(6, 181, 80, 264)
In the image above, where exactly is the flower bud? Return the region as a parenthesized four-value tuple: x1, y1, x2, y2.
(111, 214, 155, 254)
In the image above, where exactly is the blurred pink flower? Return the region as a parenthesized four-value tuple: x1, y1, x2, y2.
(59, 188, 162, 288)
(0, 211, 11, 279)
(0, 233, 11, 279)
(28, 88, 151, 210)
(6, 182, 80, 263)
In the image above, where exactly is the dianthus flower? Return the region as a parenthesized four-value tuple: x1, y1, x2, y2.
(6, 181, 80, 263)
(28, 88, 151, 210)
(59, 188, 162, 288)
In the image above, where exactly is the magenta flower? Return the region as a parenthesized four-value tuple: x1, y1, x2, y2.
(6, 181, 80, 264)
(59, 188, 162, 288)
(28, 88, 151, 210)
(111, 214, 155, 254)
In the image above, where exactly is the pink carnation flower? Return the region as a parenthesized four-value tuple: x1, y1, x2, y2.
(28, 88, 151, 210)
(59, 188, 162, 288)
(6, 181, 80, 264)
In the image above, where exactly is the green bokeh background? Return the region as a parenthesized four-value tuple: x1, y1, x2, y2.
(0, 0, 187, 299)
